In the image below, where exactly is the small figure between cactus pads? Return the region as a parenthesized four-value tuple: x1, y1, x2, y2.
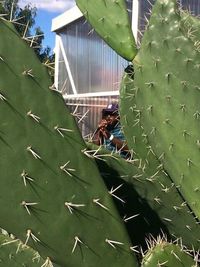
(92, 102, 131, 158)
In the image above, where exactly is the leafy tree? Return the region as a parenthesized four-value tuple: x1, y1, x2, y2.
(0, 0, 54, 74)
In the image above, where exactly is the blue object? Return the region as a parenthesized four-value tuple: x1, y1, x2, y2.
(104, 124, 128, 158)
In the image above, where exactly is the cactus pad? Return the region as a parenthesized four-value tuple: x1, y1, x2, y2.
(121, 0, 200, 224)
(0, 19, 138, 267)
(0, 230, 47, 267)
(75, 0, 137, 60)
(87, 141, 200, 250)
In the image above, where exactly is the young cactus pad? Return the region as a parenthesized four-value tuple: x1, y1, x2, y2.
(180, 10, 200, 44)
(121, 0, 200, 222)
(0, 230, 46, 267)
(141, 241, 197, 267)
(75, 0, 137, 61)
(0, 19, 138, 267)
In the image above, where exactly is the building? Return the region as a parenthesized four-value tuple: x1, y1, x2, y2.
(51, 0, 200, 137)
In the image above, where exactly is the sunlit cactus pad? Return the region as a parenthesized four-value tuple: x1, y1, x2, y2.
(0, 19, 138, 267)
(121, 0, 200, 224)
(75, 0, 137, 60)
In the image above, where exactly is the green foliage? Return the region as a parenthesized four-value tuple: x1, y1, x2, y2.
(0, 0, 53, 64)
(0, 0, 36, 35)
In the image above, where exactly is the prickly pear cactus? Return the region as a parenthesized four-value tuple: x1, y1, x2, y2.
(180, 10, 200, 44)
(78, 0, 200, 254)
(121, 0, 200, 224)
(75, 0, 137, 60)
(142, 240, 196, 267)
(0, 19, 139, 267)
(86, 142, 200, 250)
(0, 230, 46, 267)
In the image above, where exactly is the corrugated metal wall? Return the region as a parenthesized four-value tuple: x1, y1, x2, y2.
(58, 17, 127, 95)
(181, 0, 200, 15)
(56, 1, 133, 136)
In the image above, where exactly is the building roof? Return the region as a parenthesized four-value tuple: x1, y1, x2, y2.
(51, 6, 83, 32)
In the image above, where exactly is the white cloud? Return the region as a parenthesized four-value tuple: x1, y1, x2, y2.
(19, 0, 76, 13)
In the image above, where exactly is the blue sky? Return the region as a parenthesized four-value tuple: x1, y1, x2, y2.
(19, 0, 76, 51)
(34, 9, 60, 50)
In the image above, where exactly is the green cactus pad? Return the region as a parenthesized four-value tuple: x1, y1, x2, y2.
(86, 141, 200, 250)
(180, 10, 200, 44)
(142, 241, 197, 267)
(75, 0, 137, 61)
(0, 19, 139, 267)
(122, 0, 200, 223)
(0, 230, 47, 267)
